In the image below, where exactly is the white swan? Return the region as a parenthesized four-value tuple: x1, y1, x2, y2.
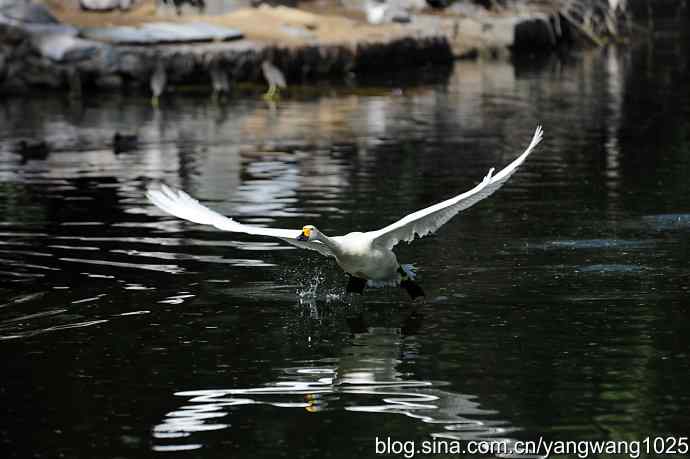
(147, 126, 543, 298)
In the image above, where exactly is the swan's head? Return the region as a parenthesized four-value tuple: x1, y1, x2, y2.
(297, 225, 317, 241)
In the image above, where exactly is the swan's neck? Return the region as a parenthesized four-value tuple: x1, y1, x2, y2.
(315, 231, 340, 254)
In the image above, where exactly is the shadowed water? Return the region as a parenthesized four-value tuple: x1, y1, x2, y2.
(1, 19, 690, 459)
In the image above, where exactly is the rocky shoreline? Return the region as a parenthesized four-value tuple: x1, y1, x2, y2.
(0, 1, 621, 95)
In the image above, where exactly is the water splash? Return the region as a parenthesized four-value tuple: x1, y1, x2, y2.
(294, 268, 349, 317)
(296, 267, 324, 301)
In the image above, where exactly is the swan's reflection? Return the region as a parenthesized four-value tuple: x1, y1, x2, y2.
(153, 308, 532, 456)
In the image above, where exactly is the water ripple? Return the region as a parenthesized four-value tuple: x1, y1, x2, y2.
(57, 257, 184, 274)
(0, 319, 109, 341)
(641, 213, 690, 231)
(109, 249, 275, 267)
(528, 239, 656, 251)
(152, 328, 534, 457)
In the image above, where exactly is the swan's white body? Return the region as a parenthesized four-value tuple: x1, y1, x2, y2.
(329, 232, 400, 285)
(147, 126, 543, 289)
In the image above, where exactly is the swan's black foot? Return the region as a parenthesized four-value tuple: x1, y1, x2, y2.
(400, 279, 425, 299)
(346, 274, 367, 294)
(397, 266, 424, 299)
(346, 313, 368, 333)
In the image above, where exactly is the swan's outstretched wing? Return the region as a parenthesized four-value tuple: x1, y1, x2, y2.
(368, 126, 543, 250)
(146, 185, 334, 257)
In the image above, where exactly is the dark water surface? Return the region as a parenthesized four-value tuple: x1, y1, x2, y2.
(2, 21, 690, 459)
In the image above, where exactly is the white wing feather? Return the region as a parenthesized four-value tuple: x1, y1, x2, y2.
(368, 126, 543, 250)
(146, 185, 334, 257)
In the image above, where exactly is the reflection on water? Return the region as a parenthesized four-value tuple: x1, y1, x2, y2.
(154, 315, 529, 456)
(1, 17, 690, 459)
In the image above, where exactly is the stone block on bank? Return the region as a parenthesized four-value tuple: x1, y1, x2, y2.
(0, 1, 78, 36)
(116, 50, 153, 79)
(0, 1, 60, 25)
(81, 22, 243, 45)
(0, 51, 6, 82)
(31, 33, 106, 62)
(9, 55, 64, 88)
(415, 12, 557, 58)
(513, 14, 556, 51)
(166, 51, 198, 82)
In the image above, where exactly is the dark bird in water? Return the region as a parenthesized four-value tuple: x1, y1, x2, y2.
(150, 59, 167, 108)
(113, 132, 139, 153)
(15, 140, 50, 163)
(261, 60, 286, 100)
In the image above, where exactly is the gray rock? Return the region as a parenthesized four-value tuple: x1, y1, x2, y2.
(0, 50, 6, 81)
(73, 44, 117, 76)
(0, 1, 60, 24)
(31, 33, 105, 62)
(81, 22, 243, 45)
(143, 22, 243, 42)
(0, 21, 29, 46)
(80, 26, 146, 44)
(15, 55, 64, 88)
(0, 1, 78, 35)
(8, 39, 31, 61)
(117, 51, 152, 80)
(167, 52, 197, 81)
(1, 77, 28, 92)
(513, 14, 556, 51)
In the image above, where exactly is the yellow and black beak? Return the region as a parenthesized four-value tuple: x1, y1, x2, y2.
(297, 227, 311, 241)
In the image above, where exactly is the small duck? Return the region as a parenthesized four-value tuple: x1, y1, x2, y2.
(16, 140, 50, 163)
(113, 132, 138, 153)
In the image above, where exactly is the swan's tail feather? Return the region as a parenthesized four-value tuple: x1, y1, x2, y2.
(399, 264, 417, 280)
